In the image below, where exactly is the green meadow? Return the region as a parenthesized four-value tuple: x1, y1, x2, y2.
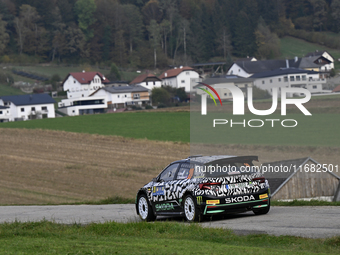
(1, 111, 339, 147)
(0, 221, 338, 255)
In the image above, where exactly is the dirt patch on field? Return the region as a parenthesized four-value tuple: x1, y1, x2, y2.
(0, 128, 339, 205)
(0, 129, 189, 204)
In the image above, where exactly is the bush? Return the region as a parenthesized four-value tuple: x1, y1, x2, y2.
(251, 86, 271, 99)
(330, 68, 336, 77)
(145, 105, 153, 109)
(157, 103, 167, 108)
(131, 105, 142, 110)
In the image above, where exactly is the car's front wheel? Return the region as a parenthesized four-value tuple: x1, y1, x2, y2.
(183, 195, 202, 222)
(137, 194, 156, 221)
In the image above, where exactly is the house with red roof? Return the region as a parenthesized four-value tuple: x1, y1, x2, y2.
(332, 84, 340, 93)
(129, 73, 162, 90)
(62, 71, 110, 99)
(158, 66, 200, 92)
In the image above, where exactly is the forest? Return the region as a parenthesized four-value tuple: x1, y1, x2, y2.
(1, 0, 340, 69)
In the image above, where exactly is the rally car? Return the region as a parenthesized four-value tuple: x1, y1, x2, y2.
(136, 155, 270, 222)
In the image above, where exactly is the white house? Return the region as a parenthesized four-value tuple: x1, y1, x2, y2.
(58, 96, 107, 116)
(0, 94, 55, 121)
(129, 73, 162, 90)
(90, 86, 150, 109)
(62, 71, 110, 99)
(0, 101, 10, 122)
(305, 50, 334, 71)
(159, 66, 200, 92)
(227, 56, 333, 78)
(196, 76, 254, 100)
(251, 68, 328, 97)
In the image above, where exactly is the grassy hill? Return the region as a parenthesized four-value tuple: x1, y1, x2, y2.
(280, 36, 340, 69)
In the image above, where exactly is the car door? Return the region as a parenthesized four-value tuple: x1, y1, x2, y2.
(152, 163, 179, 213)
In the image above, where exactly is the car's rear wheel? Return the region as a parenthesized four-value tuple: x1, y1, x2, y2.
(137, 194, 156, 221)
(183, 195, 202, 222)
(253, 200, 270, 215)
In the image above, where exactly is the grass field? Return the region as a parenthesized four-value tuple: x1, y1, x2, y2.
(280, 36, 340, 69)
(0, 111, 190, 143)
(1, 110, 339, 147)
(0, 83, 25, 96)
(0, 221, 338, 254)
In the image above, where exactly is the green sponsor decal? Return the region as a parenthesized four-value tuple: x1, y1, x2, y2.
(155, 203, 174, 211)
(197, 196, 203, 205)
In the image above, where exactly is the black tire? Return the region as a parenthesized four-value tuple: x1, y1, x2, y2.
(137, 194, 156, 221)
(183, 195, 202, 222)
(253, 200, 270, 215)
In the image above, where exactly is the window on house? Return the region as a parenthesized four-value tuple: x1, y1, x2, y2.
(262, 81, 265, 84)
(186, 72, 189, 75)
(296, 76, 301, 81)
(245, 84, 248, 88)
(42, 106, 47, 111)
(224, 93, 227, 96)
(278, 78, 281, 82)
(118, 95, 120, 98)
(313, 85, 317, 89)
(284, 76, 288, 82)
(146, 82, 148, 85)
(74, 80, 76, 83)
(0, 111, 2, 114)
(181, 80, 185, 83)
(31, 107, 35, 111)
(134, 93, 140, 99)
(229, 93, 232, 96)
(238, 69, 240, 72)
(21, 108, 24, 112)
(125, 95, 127, 97)
(302, 75, 307, 81)
(290, 76, 295, 81)
(153, 81, 156, 85)
(270, 79, 272, 83)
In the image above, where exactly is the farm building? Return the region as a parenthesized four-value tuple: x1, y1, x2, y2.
(262, 157, 340, 202)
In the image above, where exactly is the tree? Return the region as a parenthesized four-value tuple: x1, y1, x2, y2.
(0, 15, 9, 54)
(331, 0, 340, 32)
(147, 19, 161, 68)
(309, 0, 327, 31)
(14, 4, 46, 55)
(107, 62, 121, 80)
(74, 0, 97, 40)
(151, 87, 170, 105)
(255, 18, 280, 59)
(122, 4, 143, 54)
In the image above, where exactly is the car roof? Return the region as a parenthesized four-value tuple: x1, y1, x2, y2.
(173, 155, 258, 165)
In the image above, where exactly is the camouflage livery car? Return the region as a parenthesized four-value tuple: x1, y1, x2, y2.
(136, 155, 270, 222)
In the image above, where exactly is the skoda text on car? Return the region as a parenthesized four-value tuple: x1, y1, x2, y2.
(136, 155, 271, 222)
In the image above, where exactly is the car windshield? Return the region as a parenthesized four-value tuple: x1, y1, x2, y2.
(191, 161, 258, 178)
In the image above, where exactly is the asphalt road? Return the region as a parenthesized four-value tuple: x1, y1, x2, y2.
(0, 205, 339, 239)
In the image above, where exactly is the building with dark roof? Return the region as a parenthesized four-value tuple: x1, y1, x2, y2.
(262, 157, 340, 201)
(304, 50, 334, 71)
(250, 68, 327, 96)
(0, 94, 55, 121)
(227, 55, 333, 78)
